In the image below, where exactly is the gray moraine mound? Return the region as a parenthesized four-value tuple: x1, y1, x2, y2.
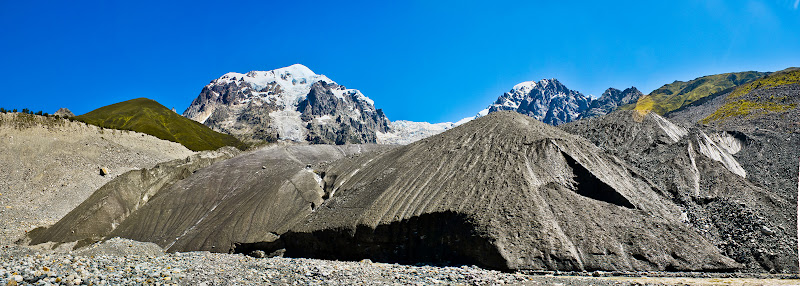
(28, 111, 741, 273)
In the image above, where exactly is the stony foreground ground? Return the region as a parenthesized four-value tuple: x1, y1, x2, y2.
(2, 243, 798, 286)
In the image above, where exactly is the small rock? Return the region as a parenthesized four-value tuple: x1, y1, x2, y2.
(99, 167, 110, 176)
(268, 248, 286, 258)
(248, 250, 266, 258)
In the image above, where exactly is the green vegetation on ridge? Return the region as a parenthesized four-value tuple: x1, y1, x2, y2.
(701, 68, 800, 124)
(625, 71, 767, 115)
(74, 98, 247, 151)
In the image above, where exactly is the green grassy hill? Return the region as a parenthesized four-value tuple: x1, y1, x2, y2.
(701, 68, 799, 124)
(74, 98, 247, 151)
(624, 71, 767, 115)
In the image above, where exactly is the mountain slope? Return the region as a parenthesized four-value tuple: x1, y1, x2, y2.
(562, 110, 797, 272)
(0, 112, 194, 244)
(700, 68, 799, 125)
(74, 98, 246, 151)
(627, 71, 767, 115)
(183, 64, 390, 144)
(269, 111, 737, 271)
(29, 111, 740, 272)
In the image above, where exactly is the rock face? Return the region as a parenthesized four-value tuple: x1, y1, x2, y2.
(580, 87, 643, 119)
(561, 110, 797, 273)
(53, 108, 74, 118)
(264, 112, 735, 271)
(483, 79, 591, 126)
(183, 64, 390, 144)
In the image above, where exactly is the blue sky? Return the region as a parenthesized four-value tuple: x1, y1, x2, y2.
(1, 1, 799, 123)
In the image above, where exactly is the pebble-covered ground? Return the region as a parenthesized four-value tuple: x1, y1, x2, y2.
(2, 242, 799, 286)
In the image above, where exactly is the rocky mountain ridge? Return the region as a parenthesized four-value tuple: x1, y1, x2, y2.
(183, 64, 390, 145)
(381, 79, 642, 144)
(482, 79, 591, 125)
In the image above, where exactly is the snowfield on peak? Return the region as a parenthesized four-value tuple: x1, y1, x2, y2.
(183, 64, 389, 144)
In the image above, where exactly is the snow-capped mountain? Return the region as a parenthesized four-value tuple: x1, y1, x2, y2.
(580, 87, 642, 119)
(379, 79, 642, 144)
(482, 79, 591, 126)
(183, 64, 390, 144)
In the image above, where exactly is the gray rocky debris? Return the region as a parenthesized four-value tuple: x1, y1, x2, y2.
(53, 108, 74, 118)
(106, 144, 393, 253)
(74, 237, 164, 257)
(562, 110, 797, 273)
(26, 147, 240, 248)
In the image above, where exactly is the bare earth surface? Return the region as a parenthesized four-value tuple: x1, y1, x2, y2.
(1, 242, 798, 285)
(1, 113, 797, 285)
(0, 113, 194, 244)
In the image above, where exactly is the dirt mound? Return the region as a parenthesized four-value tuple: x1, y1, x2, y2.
(264, 111, 737, 271)
(0, 113, 194, 244)
(26, 147, 240, 248)
(105, 144, 393, 252)
(562, 110, 796, 273)
(24, 112, 740, 272)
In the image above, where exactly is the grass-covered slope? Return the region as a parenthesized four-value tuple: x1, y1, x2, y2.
(701, 68, 799, 124)
(625, 71, 767, 115)
(74, 98, 247, 151)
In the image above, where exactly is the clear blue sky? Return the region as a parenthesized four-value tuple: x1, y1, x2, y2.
(1, 1, 799, 123)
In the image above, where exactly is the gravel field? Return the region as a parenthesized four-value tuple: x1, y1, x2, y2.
(2, 240, 798, 286)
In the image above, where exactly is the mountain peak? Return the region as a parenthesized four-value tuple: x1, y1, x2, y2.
(184, 64, 388, 144)
(486, 78, 590, 125)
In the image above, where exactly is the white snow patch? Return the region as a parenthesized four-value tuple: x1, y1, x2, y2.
(706, 132, 743, 154)
(377, 120, 458, 145)
(512, 81, 538, 92)
(651, 113, 688, 143)
(687, 143, 702, 197)
(696, 131, 747, 178)
(269, 110, 307, 142)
